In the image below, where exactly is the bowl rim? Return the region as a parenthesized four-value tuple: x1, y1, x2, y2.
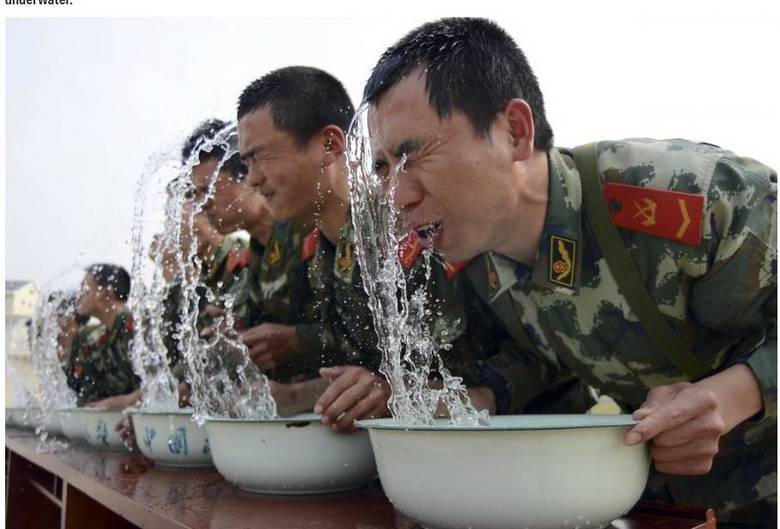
(73, 408, 126, 415)
(205, 412, 321, 424)
(130, 408, 195, 418)
(356, 414, 638, 432)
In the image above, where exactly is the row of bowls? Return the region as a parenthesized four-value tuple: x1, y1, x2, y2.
(6, 407, 650, 529)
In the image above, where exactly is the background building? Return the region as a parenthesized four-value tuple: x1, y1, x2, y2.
(5, 280, 41, 405)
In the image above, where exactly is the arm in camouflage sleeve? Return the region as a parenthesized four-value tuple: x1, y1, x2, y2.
(690, 154, 777, 424)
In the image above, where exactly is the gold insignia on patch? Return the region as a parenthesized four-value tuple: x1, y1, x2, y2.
(487, 257, 500, 298)
(267, 240, 283, 266)
(632, 198, 657, 227)
(549, 235, 576, 288)
(337, 242, 354, 275)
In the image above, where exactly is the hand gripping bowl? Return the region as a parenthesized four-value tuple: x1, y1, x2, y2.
(131, 410, 212, 468)
(205, 413, 377, 494)
(77, 408, 130, 451)
(358, 414, 650, 529)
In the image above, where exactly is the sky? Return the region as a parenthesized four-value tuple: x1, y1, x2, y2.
(5, 7, 780, 287)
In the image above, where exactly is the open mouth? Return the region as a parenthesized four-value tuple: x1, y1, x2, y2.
(414, 222, 442, 248)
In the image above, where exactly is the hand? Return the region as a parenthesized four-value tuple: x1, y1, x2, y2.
(624, 365, 763, 476)
(115, 415, 137, 449)
(241, 323, 299, 369)
(84, 390, 142, 411)
(177, 383, 191, 408)
(205, 305, 226, 318)
(314, 366, 391, 433)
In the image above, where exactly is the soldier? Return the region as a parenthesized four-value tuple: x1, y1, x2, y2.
(53, 292, 90, 364)
(183, 118, 274, 330)
(68, 263, 141, 409)
(236, 66, 591, 429)
(362, 17, 776, 527)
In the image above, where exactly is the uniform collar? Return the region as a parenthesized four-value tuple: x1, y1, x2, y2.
(484, 148, 583, 302)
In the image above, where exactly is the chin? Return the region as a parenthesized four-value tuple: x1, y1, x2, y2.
(438, 237, 479, 263)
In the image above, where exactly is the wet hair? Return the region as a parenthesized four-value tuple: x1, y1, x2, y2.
(85, 263, 131, 302)
(236, 66, 355, 145)
(181, 118, 245, 179)
(166, 176, 194, 199)
(363, 18, 553, 149)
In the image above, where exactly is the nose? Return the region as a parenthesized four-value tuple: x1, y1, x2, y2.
(247, 162, 266, 190)
(392, 174, 425, 214)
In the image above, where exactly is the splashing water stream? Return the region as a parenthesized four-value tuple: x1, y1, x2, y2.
(346, 104, 487, 426)
(169, 123, 276, 423)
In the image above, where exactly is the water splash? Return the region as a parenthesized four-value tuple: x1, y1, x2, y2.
(29, 284, 78, 449)
(124, 122, 276, 423)
(170, 123, 276, 423)
(346, 104, 486, 426)
(128, 147, 182, 412)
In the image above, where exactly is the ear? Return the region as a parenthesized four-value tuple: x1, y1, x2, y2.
(503, 98, 535, 162)
(319, 125, 347, 168)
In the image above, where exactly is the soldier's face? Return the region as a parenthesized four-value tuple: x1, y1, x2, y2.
(76, 275, 100, 316)
(238, 106, 324, 222)
(369, 71, 521, 262)
(190, 158, 257, 234)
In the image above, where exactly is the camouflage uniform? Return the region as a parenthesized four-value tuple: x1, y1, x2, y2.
(306, 211, 594, 413)
(201, 232, 264, 329)
(159, 233, 265, 382)
(466, 139, 776, 526)
(65, 306, 140, 406)
(252, 220, 329, 382)
(159, 281, 188, 382)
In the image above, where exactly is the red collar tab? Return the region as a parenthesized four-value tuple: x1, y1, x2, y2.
(302, 227, 321, 261)
(603, 183, 704, 246)
(226, 248, 251, 275)
(399, 232, 424, 269)
(444, 260, 469, 279)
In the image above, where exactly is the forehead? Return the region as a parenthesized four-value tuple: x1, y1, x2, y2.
(368, 71, 438, 151)
(189, 158, 220, 189)
(238, 106, 289, 150)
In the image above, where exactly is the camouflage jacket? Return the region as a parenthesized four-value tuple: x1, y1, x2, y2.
(65, 306, 140, 406)
(467, 139, 777, 524)
(201, 232, 264, 329)
(306, 211, 593, 414)
(253, 220, 327, 382)
(159, 281, 188, 382)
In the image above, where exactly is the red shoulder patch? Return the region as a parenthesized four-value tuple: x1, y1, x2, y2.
(125, 317, 135, 334)
(226, 248, 252, 275)
(73, 362, 84, 378)
(301, 227, 320, 261)
(443, 260, 469, 279)
(398, 232, 424, 269)
(603, 183, 705, 246)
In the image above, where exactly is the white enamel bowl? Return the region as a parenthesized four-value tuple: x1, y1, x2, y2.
(57, 408, 86, 440)
(5, 407, 29, 427)
(41, 409, 63, 435)
(358, 414, 650, 529)
(78, 409, 129, 451)
(131, 410, 212, 468)
(206, 414, 377, 494)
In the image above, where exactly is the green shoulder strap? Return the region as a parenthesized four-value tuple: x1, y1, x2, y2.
(573, 143, 710, 381)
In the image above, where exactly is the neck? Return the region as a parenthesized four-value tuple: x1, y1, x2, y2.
(245, 214, 273, 246)
(95, 301, 124, 330)
(493, 150, 550, 265)
(317, 162, 350, 243)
